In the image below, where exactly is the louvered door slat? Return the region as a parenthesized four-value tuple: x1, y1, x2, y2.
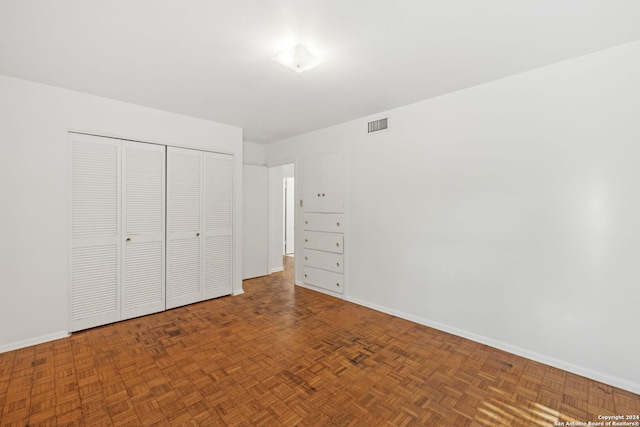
(166, 147, 203, 309)
(168, 151, 201, 233)
(203, 153, 233, 299)
(204, 235, 232, 298)
(123, 242, 163, 306)
(122, 142, 166, 320)
(205, 154, 233, 231)
(71, 246, 118, 318)
(72, 141, 119, 238)
(125, 147, 164, 234)
(167, 238, 200, 297)
(70, 134, 121, 331)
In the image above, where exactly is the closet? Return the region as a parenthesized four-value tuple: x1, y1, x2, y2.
(70, 134, 233, 332)
(166, 147, 233, 309)
(302, 153, 346, 294)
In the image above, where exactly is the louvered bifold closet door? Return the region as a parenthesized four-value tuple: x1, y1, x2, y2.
(166, 147, 203, 309)
(203, 152, 233, 299)
(70, 134, 121, 332)
(121, 141, 166, 320)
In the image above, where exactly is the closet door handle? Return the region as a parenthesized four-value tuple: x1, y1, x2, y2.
(126, 238, 131, 242)
(196, 233, 200, 237)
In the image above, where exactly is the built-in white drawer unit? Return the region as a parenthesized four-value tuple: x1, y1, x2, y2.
(303, 266, 344, 294)
(303, 231, 344, 254)
(302, 154, 346, 296)
(303, 249, 343, 274)
(303, 213, 344, 233)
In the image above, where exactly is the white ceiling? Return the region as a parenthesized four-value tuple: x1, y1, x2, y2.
(1, 1, 639, 144)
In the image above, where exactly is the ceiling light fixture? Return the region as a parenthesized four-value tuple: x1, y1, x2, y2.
(272, 44, 321, 73)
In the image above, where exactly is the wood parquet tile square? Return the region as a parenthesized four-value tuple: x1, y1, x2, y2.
(1, 256, 639, 426)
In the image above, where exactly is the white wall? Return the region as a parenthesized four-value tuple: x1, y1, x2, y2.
(268, 166, 285, 273)
(266, 163, 296, 273)
(266, 41, 640, 394)
(243, 141, 269, 278)
(283, 176, 295, 255)
(0, 74, 243, 352)
(243, 141, 265, 166)
(243, 165, 269, 279)
(282, 163, 294, 179)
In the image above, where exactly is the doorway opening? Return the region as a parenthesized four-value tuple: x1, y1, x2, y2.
(282, 165, 295, 257)
(283, 177, 295, 256)
(268, 163, 295, 274)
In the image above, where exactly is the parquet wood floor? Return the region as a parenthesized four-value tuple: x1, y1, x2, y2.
(1, 256, 638, 426)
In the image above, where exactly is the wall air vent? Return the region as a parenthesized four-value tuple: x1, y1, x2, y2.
(367, 118, 388, 134)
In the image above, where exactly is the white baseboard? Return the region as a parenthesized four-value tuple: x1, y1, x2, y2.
(232, 289, 245, 296)
(0, 331, 69, 354)
(271, 267, 284, 273)
(3, 295, 636, 395)
(344, 296, 640, 395)
(294, 280, 345, 298)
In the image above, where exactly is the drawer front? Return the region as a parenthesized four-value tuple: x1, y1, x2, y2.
(303, 213, 345, 233)
(303, 266, 344, 294)
(303, 231, 344, 253)
(303, 249, 343, 273)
